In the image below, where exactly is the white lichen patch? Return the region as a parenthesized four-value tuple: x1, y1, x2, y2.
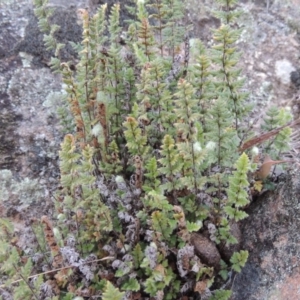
(275, 59, 296, 85)
(19, 52, 33, 68)
(0, 169, 44, 210)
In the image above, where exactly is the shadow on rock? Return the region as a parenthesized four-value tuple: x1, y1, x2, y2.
(231, 167, 300, 299)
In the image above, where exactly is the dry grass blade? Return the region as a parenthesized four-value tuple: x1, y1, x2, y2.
(0, 256, 114, 288)
(239, 118, 300, 152)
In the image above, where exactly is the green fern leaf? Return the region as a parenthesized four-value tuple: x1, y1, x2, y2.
(230, 250, 249, 273)
(209, 289, 232, 300)
(225, 153, 250, 221)
(151, 210, 176, 241)
(121, 278, 140, 291)
(132, 243, 144, 269)
(186, 221, 202, 232)
(103, 281, 125, 300)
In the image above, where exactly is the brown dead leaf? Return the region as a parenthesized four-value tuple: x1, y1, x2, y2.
(255, 155, 293, 179)
(131, 292, 142, 300)
(54, 268, 70, 287)
(194, 280, 208, 293)
(239, 119, 300, 152)
(154, 264, 165, 276)
(173, 205, 186, 229)
(41, 216, 63, 268)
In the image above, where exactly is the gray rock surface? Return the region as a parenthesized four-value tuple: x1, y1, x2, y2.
(231, 167, 300, 300)
(0, 0, 133, 179)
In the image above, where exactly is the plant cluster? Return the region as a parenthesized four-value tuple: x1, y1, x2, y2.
(0, 0, 293, 299)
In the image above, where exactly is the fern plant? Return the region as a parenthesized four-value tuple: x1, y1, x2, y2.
(0, 0, 294, 299)
(261, 106, 292, 158)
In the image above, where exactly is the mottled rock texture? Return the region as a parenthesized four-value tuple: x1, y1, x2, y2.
(0, 0, 133, 178)
(231, 166, 300, 299)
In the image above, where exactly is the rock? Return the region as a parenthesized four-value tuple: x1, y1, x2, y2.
(0, 0, 65, 223)
(13, 8, 82, 67)
(190, 233, 221, 269)
(291, 69, 300, 88)
(230, 263, 261, 300)
(0, 46, 5, 59)
(275, 59, 296, 85)
(0, 92, 21, 171)
(231, 166, 300, 299)
(218, 222, 242, 262)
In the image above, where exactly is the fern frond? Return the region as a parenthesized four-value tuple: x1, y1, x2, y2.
(102, 281, 125, 300)
(224, 153, 250, 221)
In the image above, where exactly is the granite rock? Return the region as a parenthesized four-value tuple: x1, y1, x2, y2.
(231, 166, 300, 300)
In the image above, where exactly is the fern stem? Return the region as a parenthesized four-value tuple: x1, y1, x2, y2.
(221, 38, 239, 132)
(75, 213, 84, 256)
(190, 140, 198, 192)
(3, 257, 114, 289)
(155, 0, 164, 57)
(85, 53, 92, 123)
(29, 223, 52, 268)
(12, 264, 39, 300)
